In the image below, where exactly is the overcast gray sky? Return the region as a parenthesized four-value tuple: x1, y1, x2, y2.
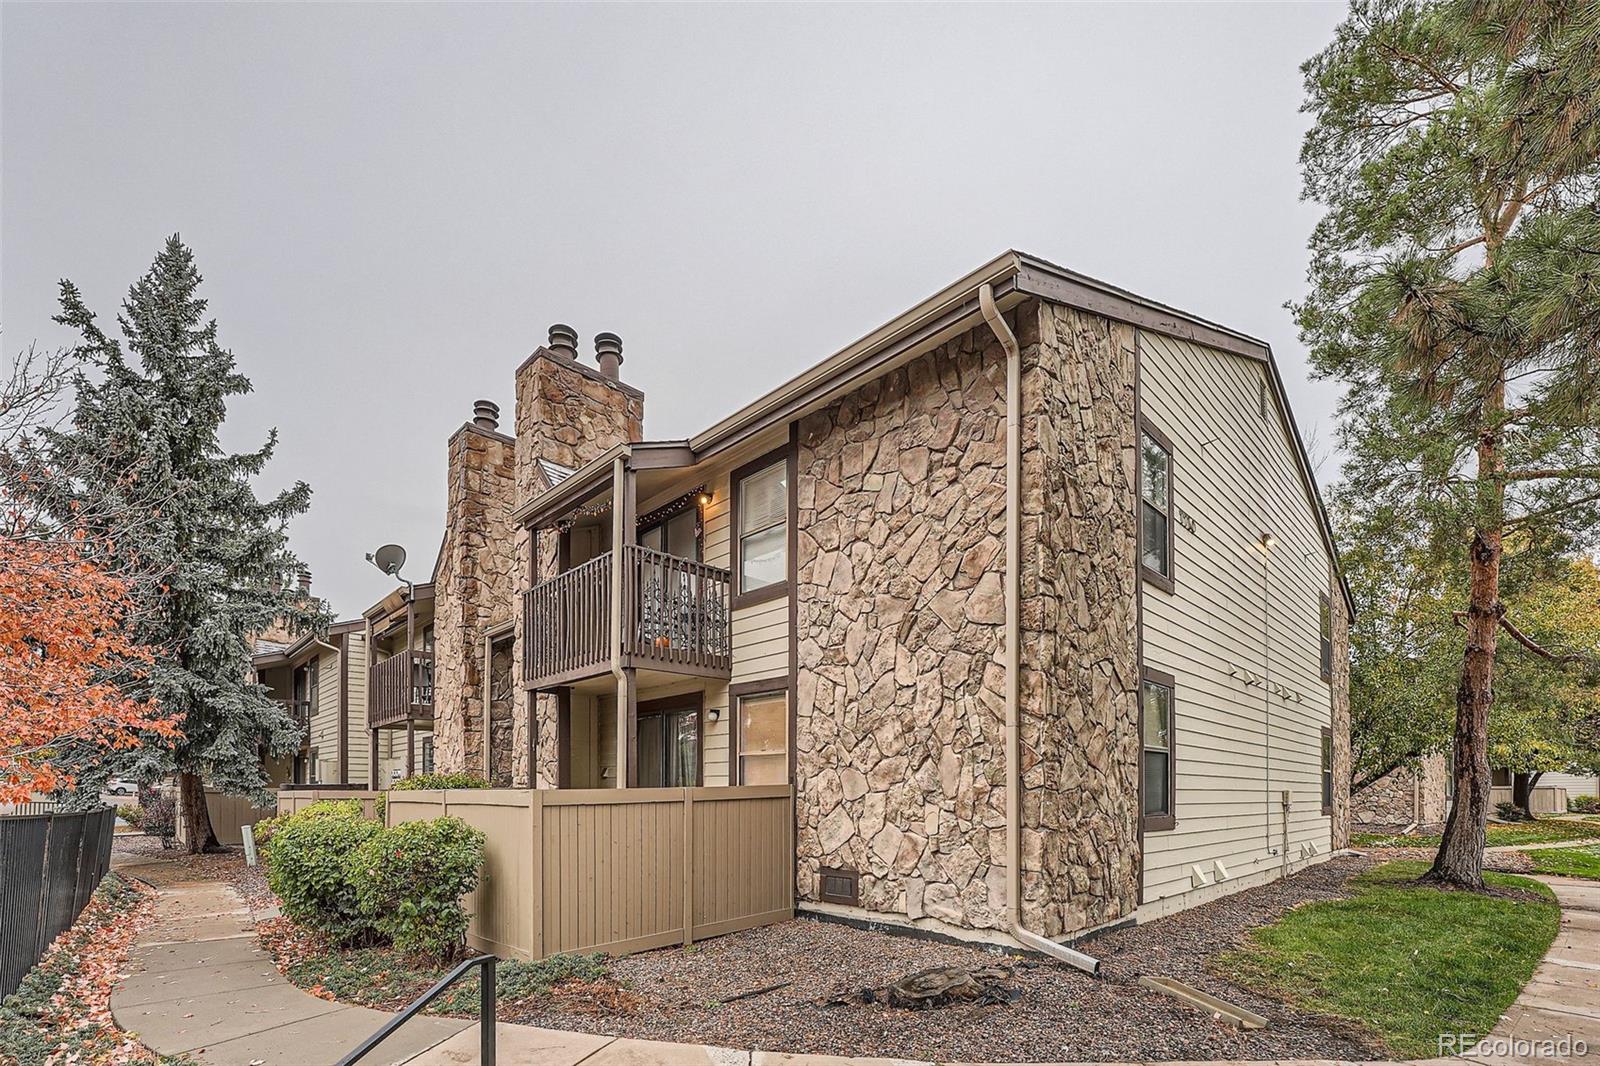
(4, 1, 1347, 618)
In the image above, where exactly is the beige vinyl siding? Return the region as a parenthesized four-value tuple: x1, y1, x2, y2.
(1542, 772, 1599, 798)
(631, 437, 787, 786)
(1138, 330, 1336, 906)
(308, 648, 341, 782)
(344, 634, 368, 785)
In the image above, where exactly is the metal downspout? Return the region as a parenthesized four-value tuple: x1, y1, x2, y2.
(980, 282, 1101, 977)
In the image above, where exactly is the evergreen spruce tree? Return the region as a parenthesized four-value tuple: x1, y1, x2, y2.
(1299, 1, 1600, 887)
(11, 235, 322, 850)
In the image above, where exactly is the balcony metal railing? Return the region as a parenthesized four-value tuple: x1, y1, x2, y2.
(522, 546, 731, 689)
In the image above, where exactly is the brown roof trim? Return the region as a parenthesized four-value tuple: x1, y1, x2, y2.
(515, 345, 645, 401)
(1013, 254, 1270, 362)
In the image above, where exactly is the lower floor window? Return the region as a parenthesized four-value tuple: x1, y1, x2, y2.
(1142, 668, 1175, 830)
(420, 737, 435, 775)
(736, 690, 788, 785)
(1320, 727, 1334, 814)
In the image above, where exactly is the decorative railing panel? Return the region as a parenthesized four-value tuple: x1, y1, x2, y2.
(623, 545, 732, 673)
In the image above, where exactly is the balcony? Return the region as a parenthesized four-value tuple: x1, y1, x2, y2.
(370, 649, 435, 728)
(281, 698, 312, 746)
(523, 545, 731, 690)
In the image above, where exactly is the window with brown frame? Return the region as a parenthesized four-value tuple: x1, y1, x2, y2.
(1139, 423, 1174, 592)
(1320, 727, 1334, 815)
(1141, 667, 1176, 831)
(732, 685, 788, 785)
(730, 448, 790, 608)
(1319, 593, 1333, 682)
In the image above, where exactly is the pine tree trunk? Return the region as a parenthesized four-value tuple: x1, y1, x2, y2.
(1424, 367, 1507, 890)
(179, 770, 220, 854)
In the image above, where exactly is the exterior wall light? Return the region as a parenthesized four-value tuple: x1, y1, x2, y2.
(1260, 531, 1278, 549)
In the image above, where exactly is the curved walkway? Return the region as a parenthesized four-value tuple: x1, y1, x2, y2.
(109, 852, 1599, 1066)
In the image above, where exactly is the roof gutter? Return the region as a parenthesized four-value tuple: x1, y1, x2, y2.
(980, 282, 1101, 977)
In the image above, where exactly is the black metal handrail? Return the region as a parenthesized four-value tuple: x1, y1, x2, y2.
(335, 953, 496, 1066)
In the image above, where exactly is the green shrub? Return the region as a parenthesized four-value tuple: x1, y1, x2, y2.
(350, 816, 485, 961)
(1494, 800, 1531, 822)
(116, 804, 144, 828)
(1569, 795, 1600, 814)
(391, 772, 490, 791)
(265, 800, 383, 944)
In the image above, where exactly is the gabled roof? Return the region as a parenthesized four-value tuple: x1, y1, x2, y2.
(510, 251, 1353, 618)
(539, 458, 576, 487)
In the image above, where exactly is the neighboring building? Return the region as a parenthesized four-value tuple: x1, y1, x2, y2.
(1351, 754, 1450, 831)
(363, 582, 437, 785)
(250, 616, 369, 787)
(1541, 771, 1599, 800)
(413, 251, 1352, 946)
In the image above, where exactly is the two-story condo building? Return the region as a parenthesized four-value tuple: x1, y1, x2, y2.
(398, 251, 1353, 949)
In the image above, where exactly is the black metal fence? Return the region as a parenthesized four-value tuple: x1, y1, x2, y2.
(0, 807, 116, 999)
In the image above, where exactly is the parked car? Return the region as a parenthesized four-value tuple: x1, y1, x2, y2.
(104, 778, 137, 796)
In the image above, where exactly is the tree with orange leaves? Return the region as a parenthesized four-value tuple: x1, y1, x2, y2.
(0, 528, 180, 804)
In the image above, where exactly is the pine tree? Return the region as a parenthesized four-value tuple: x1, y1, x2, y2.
(1298, 1, 1600, 887)
(10, 235, 323, 850)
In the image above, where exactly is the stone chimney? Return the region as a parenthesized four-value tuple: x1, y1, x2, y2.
(594, 332, 623, 382)
(433, 400, 518, 781)
(512, 323, 645, 503)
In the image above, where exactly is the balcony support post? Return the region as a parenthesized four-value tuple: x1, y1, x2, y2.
(610, 456, 637, 789)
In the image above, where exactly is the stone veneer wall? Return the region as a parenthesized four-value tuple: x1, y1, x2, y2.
(1352, 754, 1449, 829)
(1330, 568, 1353, 847)
(793, 300, 1141, 938)
(508, 349, 644, 788)
(1019, 303, 1140, 937)
(433, 425, 516, 778)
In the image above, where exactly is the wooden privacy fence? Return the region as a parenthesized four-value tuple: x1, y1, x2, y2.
(386, 786, 793, 960)
(1490, 785, 1569, 816)
(276, 787, 383, 820)
(0, 807, 115, 998)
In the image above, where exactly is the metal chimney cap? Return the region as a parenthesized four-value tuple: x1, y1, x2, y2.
(547, 323, 578, 358)
(472, 399, 500, 431)
(594, 332, 623, 361)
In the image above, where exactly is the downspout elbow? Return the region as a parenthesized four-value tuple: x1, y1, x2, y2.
(979, 282, 1102, 978)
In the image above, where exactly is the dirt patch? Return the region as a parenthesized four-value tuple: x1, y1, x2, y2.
(502, 856, 1384, 1062)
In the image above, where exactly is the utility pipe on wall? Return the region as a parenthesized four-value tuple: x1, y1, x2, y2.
(980, 283, 1101, 977)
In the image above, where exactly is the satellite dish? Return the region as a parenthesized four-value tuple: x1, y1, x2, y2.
(370, 544, 407, 577)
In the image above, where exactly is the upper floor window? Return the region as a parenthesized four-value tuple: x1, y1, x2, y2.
(1140, 425, 1174, 590)
(1142, 668, 1176, 831)
(733, 451, 789, 606)
(1319, 593, 1334, 681)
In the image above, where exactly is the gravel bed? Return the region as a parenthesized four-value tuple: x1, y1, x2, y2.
(1366, 846, 1534, 873)
(504, 855, 1386, 1062)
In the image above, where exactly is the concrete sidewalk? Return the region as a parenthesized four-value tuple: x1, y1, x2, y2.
(111, 853, 469, 1065)
(1458, 876, 1600, 1066)
(109, 851, 1598, 1066)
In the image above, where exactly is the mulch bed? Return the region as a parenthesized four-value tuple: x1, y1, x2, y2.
(500, 855, 1387, 1062)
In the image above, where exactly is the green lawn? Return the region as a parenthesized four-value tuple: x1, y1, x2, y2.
(1526, 844, 1600, 880)
(1354, 816, 1600, 849)
(1216, 861, 1558, 1057)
